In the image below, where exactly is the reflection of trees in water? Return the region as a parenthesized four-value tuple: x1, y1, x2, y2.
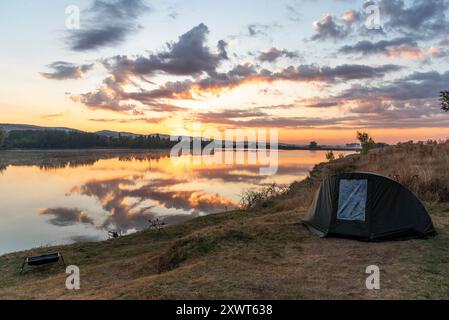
(0, 150, 171, 170)
(39, 159, 99, 170)
(15, 150, 315, 233)
(1, 150, 312, 177)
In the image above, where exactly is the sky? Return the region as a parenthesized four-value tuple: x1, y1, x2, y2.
(1, 0, 449, 144)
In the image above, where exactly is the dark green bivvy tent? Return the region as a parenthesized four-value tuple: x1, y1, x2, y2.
(303, 172, 436, 241)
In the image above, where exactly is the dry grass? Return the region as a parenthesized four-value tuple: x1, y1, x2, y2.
(249, 140, 449, 212)
(1, 205, 447, 300)
(0, 141, 449, 299)
(350, 141, 449, 202)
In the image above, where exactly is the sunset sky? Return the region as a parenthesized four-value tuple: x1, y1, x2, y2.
(1, 0, 449, 144)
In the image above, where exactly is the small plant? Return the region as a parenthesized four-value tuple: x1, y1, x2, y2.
(325, 151, 335, 162)
(240, 183, 289, 210)
(357, 132, 376, 155)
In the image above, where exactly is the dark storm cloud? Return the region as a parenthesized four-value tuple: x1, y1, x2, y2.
(105, 23, 228, 77)
(224, 63, 399, 84)
(200, 107, 449, 130)
(271, 64, 402, 82)
(202, 109, 268, 119)
(41, 62, 93, 80)
(257, 48, 299, 62)
(286, 69, 449, 129)
(304, 101, 342, 108)
(337, 70, 449, 102)
(71, 18, 403, 114)
(217, 40, 229, 60)
(339, 37, 419, 56)
(195, 109, 269, 126)
(67, 0, 150, 51)
(194, 106, 359, 129)
(240, 66, 449, 130)
(39, 208, 94, 226)
(77, 56, 401, 113)
(160, 63, 400, 93)
(75, 85, 136, 112)
(379, 0, 449, 37)
(311, 0, 449, 42)
(130, 63, 399, 104)
(196, 113, 359, 129)
(76, 23, 229, 112)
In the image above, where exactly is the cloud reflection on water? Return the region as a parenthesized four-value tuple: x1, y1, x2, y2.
(0, 150, 332, 247)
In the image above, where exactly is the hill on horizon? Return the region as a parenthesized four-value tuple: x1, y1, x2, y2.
(0, 123, 362, 148)
(0, 123, 167, 139)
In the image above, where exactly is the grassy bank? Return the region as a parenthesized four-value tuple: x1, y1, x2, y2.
(1, 142, 448, 299)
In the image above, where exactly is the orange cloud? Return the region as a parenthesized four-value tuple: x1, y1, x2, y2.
(386, 47, 424, 60)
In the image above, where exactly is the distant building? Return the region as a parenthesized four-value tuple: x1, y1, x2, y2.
(346, 143, 361, 149)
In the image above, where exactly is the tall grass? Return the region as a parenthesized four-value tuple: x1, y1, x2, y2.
(240, 140, 449, 211)
(356, 140, 449, 202)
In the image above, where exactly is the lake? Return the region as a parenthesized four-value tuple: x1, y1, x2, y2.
(0, 149, 352, 255)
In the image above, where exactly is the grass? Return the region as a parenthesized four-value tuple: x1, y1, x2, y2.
(1, 141, 449, 299)
(354, 141, 449, 202)
(401, 202, 449, 299)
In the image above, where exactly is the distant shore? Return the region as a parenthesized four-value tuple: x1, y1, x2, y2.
(0, 145, 361, 152)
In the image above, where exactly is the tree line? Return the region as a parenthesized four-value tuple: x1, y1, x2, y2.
(0, 129, 178, 150)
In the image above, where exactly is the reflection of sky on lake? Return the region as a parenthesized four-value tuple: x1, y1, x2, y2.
(0, 150, 351, 254)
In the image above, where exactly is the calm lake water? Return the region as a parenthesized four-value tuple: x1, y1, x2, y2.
(0, 149, 352, 255)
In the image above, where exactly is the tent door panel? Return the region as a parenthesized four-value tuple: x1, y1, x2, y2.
(337, 179, 367, 222)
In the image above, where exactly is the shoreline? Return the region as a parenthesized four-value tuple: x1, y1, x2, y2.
(0, 209, 241, 258)
(0, 146, 362, 152)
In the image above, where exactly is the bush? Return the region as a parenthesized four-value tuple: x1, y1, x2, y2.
(440, 90, 449, 112)
(325, 151, 335, 162)
(0, 128, 6, 148)
(240, 183, 289, 210)
(357, 132, 376, 155)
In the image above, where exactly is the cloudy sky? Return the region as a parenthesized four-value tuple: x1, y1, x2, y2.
(1, 0, 449, 144)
